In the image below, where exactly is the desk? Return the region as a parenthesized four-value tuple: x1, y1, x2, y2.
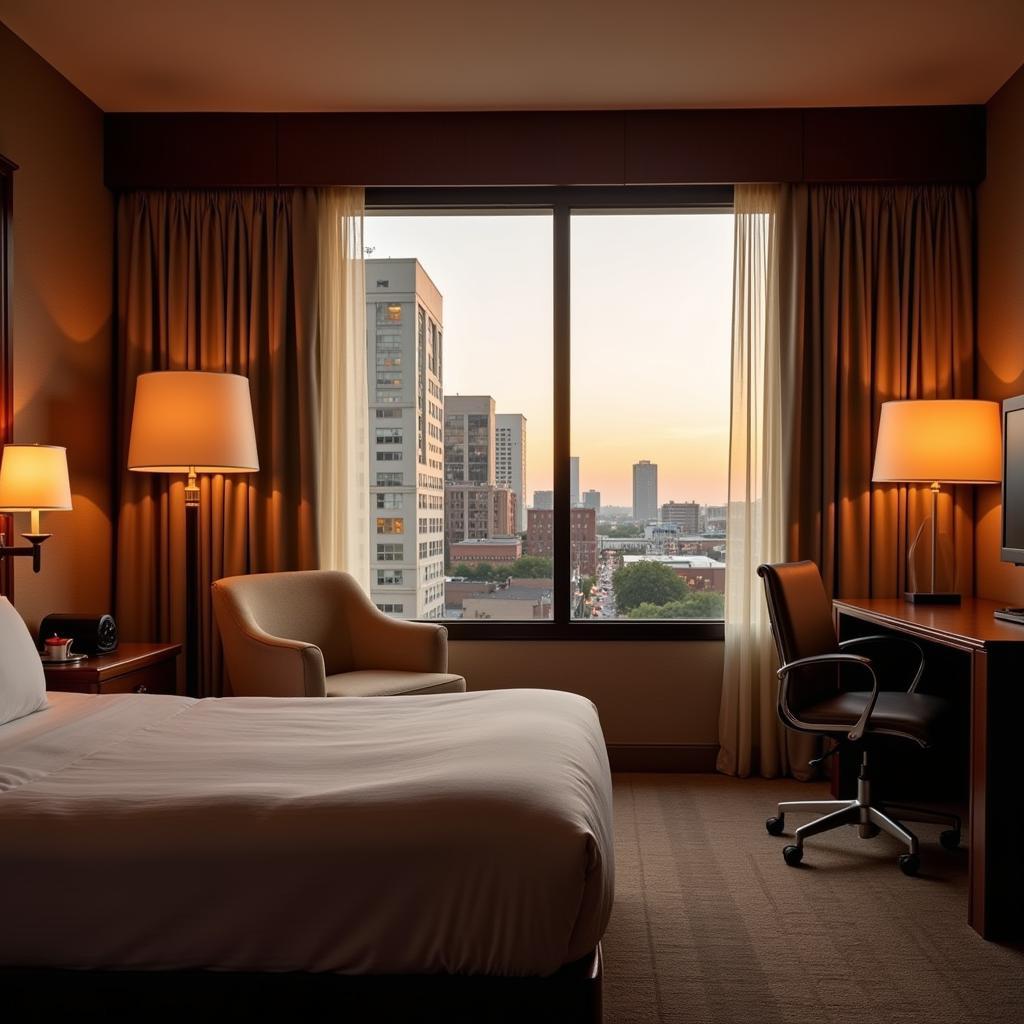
(834, 597, 1024, 941)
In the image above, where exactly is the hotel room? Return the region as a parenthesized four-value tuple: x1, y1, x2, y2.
(0, 2, 1022, 1020)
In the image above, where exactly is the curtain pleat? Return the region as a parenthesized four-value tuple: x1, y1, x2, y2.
(782, 185, 976, 600)
(114, 190, 321, 697)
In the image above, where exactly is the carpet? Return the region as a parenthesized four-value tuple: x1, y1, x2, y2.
(603, 774, 1024, 1024)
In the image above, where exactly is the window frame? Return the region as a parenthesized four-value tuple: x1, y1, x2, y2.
(365, 186, 732, 641)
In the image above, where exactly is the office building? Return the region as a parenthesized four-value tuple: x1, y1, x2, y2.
(583, 489, 601, 515)
(661, 500, 700, 533)
(531, 489, 553, 510)
(449, 537, 523, 565)
(526, 506, 597, 576)
(495, 413, 527, 531)
(632, 460, 658, 523)
(703, 504, 727, 535)
(570, 456, 580, 506)
(365, 259, 445, 620)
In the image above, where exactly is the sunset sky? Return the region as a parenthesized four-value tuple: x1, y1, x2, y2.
(365, 210, 733, 508)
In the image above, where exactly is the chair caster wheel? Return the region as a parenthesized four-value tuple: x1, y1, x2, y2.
(783, 844, 803, 867)
(766, 816, 785, 836)
(898, 853, 920, 876)
(939, 829, 961, 851)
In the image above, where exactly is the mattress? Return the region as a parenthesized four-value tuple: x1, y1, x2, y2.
(0, 689, 613, 976)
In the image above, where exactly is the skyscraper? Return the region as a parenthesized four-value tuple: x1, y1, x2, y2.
(570, 456, 580, 507)
(632, 460, 658, 523)
(365, 259, 445, 620)
(583, 489, 601, 516)
(496, 413, 527, 531)
(532, 490, 553, 510)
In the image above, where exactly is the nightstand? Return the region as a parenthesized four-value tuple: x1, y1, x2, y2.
(42, 642, 182, 695)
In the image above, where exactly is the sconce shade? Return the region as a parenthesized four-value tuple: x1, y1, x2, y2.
(0, 445, 73, 511)
(127, 371, 259, 474)
(872, 400, 1002, 485)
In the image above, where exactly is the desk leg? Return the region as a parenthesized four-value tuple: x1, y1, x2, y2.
(970, 648, 1024, 940)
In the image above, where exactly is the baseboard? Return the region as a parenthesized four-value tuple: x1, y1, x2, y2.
(607, 743, 719, 773)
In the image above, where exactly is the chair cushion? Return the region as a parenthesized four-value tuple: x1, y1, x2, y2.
(800, 690, 951, 746)
(325, 671, 467, 698)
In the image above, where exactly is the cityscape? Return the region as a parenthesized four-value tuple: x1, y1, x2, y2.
(366, 257, 726, 622)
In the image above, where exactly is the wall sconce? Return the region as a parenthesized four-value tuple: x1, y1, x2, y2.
(0, 444, 73, 573)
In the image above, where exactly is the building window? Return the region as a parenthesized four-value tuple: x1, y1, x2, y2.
(376, 517, 404, 535)
(377, 570, 404, 586)
(376, 543, 404, 561)
(377, 492, 403, 510)
(376, 472, 403, 486)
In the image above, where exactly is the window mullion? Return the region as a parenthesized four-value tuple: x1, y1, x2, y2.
(553, 204, 571, 625)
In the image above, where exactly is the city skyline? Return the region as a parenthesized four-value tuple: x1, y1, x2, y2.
(364, 212, 732, 506)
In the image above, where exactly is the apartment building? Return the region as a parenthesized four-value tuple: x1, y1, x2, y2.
(495, 413, 527, 531)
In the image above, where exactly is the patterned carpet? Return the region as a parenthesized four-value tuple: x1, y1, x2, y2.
(603, 774, 1024, 1024)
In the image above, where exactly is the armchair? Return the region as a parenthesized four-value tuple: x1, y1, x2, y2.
(212, 570, 466, 698)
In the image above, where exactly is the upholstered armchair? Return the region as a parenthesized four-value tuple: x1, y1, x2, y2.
(212, 570, 466, 698)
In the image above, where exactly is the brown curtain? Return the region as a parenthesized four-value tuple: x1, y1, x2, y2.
(781, 185, 976, 599)
(114, 190, 321, 697)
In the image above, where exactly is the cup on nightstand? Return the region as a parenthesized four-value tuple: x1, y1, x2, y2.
(44, 635, 74, 661)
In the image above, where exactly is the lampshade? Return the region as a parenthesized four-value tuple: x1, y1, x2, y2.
(872, 400, 1001, 484)
(127, 371, 259, 474)
(0, 445, 73, 511)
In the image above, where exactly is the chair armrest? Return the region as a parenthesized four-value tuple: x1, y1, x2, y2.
(350, 607, 449, 674)
(838, 634, 925, 692)
(778, 652, 880, 742)
(213, 599, 327, 698)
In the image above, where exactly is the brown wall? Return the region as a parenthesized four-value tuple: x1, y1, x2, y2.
(976, 65, 1024, 605)
(0, 24, 113, 630)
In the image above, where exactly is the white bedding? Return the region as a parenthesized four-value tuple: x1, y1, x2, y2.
(0, 689, 613, 976)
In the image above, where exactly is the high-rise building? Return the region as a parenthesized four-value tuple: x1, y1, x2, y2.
(496, 413, 527, 531)
(583, 489, 601, 515)
(632, 460, 659, 523)
(366, 259, 445, 620)
(445, 395, 495, 486)
(703, 504, 727, 535)
(443, 395, 514, 552)
(526, 507, 597, 576)
(570, 456, 580, 507)
(661, 500, 700, 533)
(532, 489, 553, 510)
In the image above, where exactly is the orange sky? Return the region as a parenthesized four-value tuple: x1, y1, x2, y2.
(365, 211, 733, 507)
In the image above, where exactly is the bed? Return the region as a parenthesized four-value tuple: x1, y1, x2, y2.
(0, 686, 613, 1019)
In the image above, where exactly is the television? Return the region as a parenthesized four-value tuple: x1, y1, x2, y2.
(1001, 394, 1024, 566)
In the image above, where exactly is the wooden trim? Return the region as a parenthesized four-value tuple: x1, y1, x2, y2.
(104, 106, 986, 190)
(0, 153, 16, 601)
(607, 743, 719, 773)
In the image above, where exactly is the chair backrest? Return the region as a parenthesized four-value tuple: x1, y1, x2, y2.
(212, 570, 363, 674)
(756, 560, 840, 712)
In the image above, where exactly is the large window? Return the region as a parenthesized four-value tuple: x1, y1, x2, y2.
(362, 189, 731, 638)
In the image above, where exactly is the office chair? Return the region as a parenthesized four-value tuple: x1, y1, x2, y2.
(757, 561, 961, 876)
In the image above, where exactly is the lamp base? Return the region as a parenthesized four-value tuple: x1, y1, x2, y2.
(904, 591, 961, 605)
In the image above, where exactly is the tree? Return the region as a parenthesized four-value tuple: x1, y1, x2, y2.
(579, 575, 596, 600)
(599, 522, 644, 538)
(612, 561, 688, 612)
(627, 591, 725, 619)
(510, 555, 553, 578)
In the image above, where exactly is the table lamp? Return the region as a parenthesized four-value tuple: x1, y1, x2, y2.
(0, 444, 73, 573)
(872, 399, 1000, 604)
(127, 371, 259, 696)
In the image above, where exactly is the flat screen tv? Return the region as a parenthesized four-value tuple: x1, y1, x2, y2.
(1001, 394, 1024, 565)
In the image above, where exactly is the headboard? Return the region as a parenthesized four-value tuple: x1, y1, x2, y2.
(0, 153, 15, 599)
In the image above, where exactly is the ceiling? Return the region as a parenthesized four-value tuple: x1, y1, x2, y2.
(1, 0, 1022, 113)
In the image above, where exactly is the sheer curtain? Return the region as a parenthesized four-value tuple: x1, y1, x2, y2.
(317, 188, 370, 589)
(718, 185, 809, 779)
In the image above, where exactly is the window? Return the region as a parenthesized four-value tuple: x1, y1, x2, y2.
(362, 188, 730, 638)
(376, 602, 405, 614)
(377, 570, 404, 586)
(377, 543, 404, 561)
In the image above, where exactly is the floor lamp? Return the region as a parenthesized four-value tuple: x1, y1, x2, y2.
(872, 399, 1000, 604)
(127, 372, 259, 697)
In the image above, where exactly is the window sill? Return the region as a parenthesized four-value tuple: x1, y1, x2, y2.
(438, 620, 725, 642)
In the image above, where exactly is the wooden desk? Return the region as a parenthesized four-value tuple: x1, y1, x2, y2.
(834, 597, 1024, 941)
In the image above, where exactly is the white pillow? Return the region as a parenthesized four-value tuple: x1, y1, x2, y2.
(0, 597, 49, 725)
